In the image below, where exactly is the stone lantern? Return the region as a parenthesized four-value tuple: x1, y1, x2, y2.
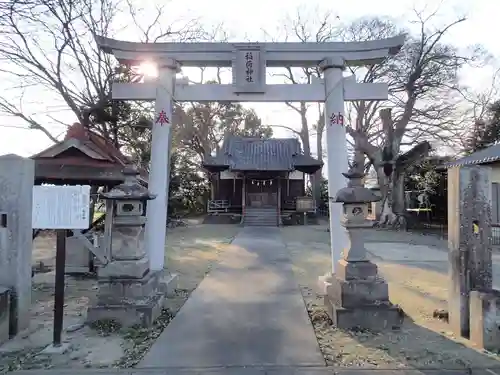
(319, 164, 403, 331)
(87, 166, 164, 328)
(335, 168, 380, 264)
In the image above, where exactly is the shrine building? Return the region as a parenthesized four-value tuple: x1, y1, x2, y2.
(202, 136, 322, 226)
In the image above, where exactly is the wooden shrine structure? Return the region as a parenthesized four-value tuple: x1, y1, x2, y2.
(31, 122, 148, 274)
(203, 136, 322, 222)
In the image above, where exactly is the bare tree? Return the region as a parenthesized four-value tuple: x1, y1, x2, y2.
(0, 0, 206, 145)
(264, 10, 340, 205)
(177, 97, 272, 160)
(339, 11, 485, 226)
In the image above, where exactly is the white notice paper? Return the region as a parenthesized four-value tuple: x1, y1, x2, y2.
(32, 185, 91, 229)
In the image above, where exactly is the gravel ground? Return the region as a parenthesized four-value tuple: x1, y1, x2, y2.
(281, 223, 500, 371)
(0, 223, 239, 373)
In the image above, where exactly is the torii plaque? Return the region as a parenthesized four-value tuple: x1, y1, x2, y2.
(95, 35, 405, 273)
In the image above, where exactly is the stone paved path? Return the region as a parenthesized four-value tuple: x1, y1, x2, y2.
(139, 227, 324, 368)
(11, 367, 500, 374)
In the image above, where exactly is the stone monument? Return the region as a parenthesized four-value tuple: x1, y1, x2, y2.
(447, 165, 493, 339)
(319, 164, 403, 330)
(0, 154, 34, 335)
(87, 167, 164, 327)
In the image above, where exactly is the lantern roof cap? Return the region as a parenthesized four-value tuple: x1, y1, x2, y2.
(102, 165, 156, 201)
(333, 165, 381, 203)
(334, 186, 381, 203)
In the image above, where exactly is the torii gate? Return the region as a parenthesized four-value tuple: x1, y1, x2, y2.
(95, 35, 405, 272)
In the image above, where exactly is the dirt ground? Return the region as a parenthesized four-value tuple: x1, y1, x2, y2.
(0, 222, 239, 373)
(281, 223, 500, 371)
(6, 220, 500, 372)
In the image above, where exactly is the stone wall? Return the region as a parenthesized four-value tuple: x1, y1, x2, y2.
(0, 154, 34, 334)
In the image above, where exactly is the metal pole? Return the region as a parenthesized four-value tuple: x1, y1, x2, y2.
(53, 229, 67, 347)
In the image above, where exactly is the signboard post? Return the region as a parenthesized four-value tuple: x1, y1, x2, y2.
(32, 185, 90, 351)
(296, 197, 315, 225)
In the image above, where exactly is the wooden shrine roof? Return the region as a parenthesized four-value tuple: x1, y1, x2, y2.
(31, 123, 148, 185)
(202, 136, 323, 174)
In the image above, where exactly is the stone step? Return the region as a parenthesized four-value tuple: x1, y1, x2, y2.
(245, 209, 277, 212)
(244, 215, 277, 219)
(245, 220, 277, 223)
(244, 214, 277, 218)
(245, 207, 277, 210)
(245, 222, 277, 226)
(244, 217, 277, 221)
(245, 216, 277, 218)
(246, 223, 277, 226)
(245, 210, 277, 213)
(245, 217, 276, 220)
(245, 215, 278, 219)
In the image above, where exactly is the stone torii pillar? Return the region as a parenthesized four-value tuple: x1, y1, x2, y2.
(320, 57, 350, 271)
(146, 59, 180, 271)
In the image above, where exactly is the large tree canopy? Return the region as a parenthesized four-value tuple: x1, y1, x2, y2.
(338, 13, 484, 226)
(0, 0, 208, 141)
(0, 0, 274, 216)
(267, 10, 486, 220)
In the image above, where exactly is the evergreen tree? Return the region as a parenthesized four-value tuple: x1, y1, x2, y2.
(464, 100, 500, 154)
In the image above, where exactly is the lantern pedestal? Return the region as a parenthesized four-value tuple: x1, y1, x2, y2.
(318, 167, 403, 331)
(320, 269, 403, 331)
(88, 270, 165, 328)
(336, 258, 378, 280)
(97, 257, 149, 279)
(86, 167, 168, 328)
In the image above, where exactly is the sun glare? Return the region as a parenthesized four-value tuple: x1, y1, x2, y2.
(138, 61, 158, 77)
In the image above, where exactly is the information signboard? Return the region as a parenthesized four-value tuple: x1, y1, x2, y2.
(296, 196, 315, 212)
(32, 185, 91, 229)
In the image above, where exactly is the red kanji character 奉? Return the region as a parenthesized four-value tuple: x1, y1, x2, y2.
(155, 110, 170, 125)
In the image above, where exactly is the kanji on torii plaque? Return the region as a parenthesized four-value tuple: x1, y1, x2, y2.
(155, 110, 170, 126)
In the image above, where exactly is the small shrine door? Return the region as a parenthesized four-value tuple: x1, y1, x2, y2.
(247, 179, 277, 207)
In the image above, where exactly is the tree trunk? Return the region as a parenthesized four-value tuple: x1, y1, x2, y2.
(376, 165, 407, 228)
(311, 170, 322, 205)
(311, 123, 324, 206)
(392, 169, 406, 214)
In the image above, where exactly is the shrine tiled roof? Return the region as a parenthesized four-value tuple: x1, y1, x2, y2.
(445, 143, 500, 168)
(32, 122, 132, 165)
(203, 136, 322, 173)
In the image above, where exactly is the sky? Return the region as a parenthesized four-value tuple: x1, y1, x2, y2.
(0, 0, 499, 159)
